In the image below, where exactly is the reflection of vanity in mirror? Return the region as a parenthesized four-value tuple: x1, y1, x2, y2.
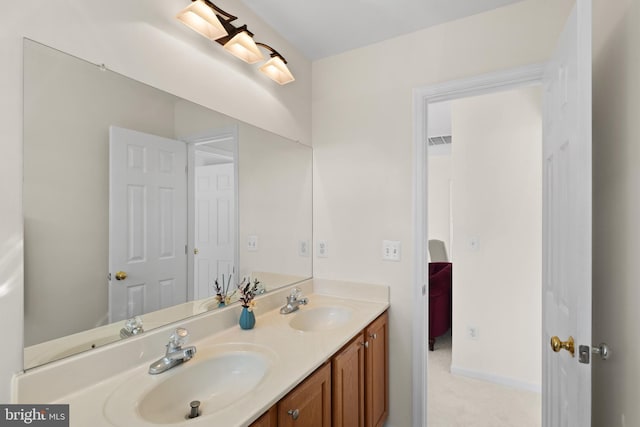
(23, 39, 312, 369)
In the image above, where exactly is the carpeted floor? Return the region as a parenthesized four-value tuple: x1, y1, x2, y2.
(427, 332, 541, 427)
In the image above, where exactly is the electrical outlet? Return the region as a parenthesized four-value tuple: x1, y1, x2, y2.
(317, 240, 328, 258)
(247, 235, 258, 251)
(382, 240, 401, 261)
(467, 326, 479, 340)
(298, 240, 310, 257)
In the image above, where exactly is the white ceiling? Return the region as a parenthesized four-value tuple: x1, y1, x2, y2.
(240, 0, 525, 60)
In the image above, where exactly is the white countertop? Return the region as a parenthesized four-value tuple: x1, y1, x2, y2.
(18, 280, 388, 427)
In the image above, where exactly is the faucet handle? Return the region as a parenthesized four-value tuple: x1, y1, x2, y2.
(290, 287, 301, 299)
(124, 316, 143, 334)
(169, 328, 189, 348)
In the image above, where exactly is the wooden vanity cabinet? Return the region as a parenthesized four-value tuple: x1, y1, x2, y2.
(251, 406, 278, 427)
(249, 311, 388, 427)
(332, 332, 366, 427)
(333, 311, 389, 427)
(277, 362, 331, 427)
(365, 311, 389, 427)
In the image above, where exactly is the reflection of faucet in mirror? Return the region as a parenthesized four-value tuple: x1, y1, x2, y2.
(148, 328, 197, 375)
(119, 316, 144, 338)
(280, 288, 309, 314)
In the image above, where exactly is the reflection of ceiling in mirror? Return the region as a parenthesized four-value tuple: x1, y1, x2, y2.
(22, 39, 312, 370)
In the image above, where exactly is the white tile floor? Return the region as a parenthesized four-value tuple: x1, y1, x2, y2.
(427, 332, 541, 427)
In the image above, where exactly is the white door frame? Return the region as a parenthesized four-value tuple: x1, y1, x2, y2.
(411, 63, 545, 427)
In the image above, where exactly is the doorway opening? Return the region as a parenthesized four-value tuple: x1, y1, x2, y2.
(411, 63, 546, 426)
(426, 87, 543, 426)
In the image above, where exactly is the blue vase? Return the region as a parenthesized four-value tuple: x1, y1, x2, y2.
(239, 306, 255, 330)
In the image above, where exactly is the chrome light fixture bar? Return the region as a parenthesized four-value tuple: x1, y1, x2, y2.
(176, 0, 295, 85)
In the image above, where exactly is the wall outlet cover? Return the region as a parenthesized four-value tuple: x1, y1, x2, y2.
(247, 235, 258, 251)
(467, 326, 479, 340)
(298, 240, 310, 257)
(317, 240, 328, 258)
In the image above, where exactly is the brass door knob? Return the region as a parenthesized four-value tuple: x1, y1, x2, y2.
(550, 335, 575, 357)
(115, 271, 128, 281)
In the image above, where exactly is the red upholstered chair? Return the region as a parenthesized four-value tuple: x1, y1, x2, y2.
(429, 262, 452, 351)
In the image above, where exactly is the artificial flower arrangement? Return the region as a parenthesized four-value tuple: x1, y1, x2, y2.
(213, 273, 236, 306)
(237, 277, 261, 312)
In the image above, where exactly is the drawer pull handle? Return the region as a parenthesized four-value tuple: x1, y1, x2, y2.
(360, 341, 369, 348)
(369, 333, 377, 339)
(288, 409, 300, 420)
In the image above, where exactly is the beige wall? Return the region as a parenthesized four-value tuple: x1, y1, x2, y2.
(238, 125, 313, 282)
(312, 1, 572, 424)
(0, 0, 311, 402)
(427, 155, 452, 256)
(450, 87, 542, 390)
(592, 0, 640, 425)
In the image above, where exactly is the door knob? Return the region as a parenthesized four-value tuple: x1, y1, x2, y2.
(550, 335, 575, 357)
(115, 271, 128, 281)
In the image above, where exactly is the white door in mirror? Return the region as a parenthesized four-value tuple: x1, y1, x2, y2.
(194, 162, 235, 299)
(108, 126, 188, 323)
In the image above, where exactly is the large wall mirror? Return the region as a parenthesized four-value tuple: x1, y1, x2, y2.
(23, 39, 312, 369)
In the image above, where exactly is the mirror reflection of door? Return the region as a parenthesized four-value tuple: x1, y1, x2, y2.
(185, 127, 239, 305)
(193, 151, 235, 300)
(108, 126, 188, 323)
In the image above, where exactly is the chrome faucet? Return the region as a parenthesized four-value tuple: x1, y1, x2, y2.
(148, 328, 196, 375)
(280, 288, 308, 314)
(120, 316, 144, 338)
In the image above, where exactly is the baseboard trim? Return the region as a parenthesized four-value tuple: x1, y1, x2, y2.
(450, 365, 541, 394)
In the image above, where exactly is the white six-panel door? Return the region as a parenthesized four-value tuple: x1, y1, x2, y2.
(542, 1, 592, 425)
(109, 126, 188, 322)
(194, 163, 235, 299)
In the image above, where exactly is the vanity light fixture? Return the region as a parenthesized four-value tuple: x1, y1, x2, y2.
(257, 43, 295, 85)
(223, 26, 264, 64)
(175, 0, 231, 41)
(176, 0, 295, 85)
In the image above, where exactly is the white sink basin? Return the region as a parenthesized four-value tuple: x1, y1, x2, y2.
(104, 343, 276, 426)
(289, 306, 353, 332)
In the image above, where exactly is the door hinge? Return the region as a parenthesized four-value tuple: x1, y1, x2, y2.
(108, 272, 112, 281)
(422, 285, 427, 296)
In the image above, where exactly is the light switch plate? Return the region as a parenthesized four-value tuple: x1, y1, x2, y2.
(382, 240, 401, 261)
(469, 237, 480, 251)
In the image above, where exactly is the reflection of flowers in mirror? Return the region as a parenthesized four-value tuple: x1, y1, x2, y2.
(213, 273, 237, 306)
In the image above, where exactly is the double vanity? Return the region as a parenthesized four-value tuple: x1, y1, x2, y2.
(14, 279, 389, 427)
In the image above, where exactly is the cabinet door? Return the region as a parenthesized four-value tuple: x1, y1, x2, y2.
(333, 333, 365, 427)
(278, 362, 331, 427)
(251, 406, 277, 427)
(365, 311, 389, 427)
